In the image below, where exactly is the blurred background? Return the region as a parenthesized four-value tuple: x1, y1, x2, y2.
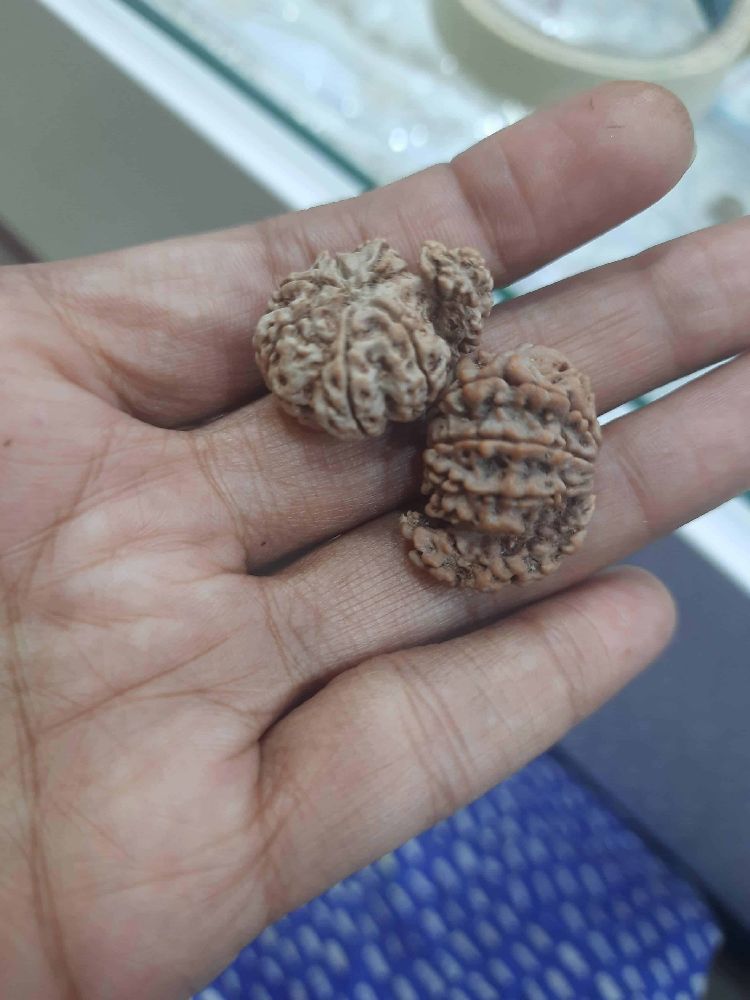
(1, 2, 749, 997)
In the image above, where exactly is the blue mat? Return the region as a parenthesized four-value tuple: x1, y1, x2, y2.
(198, 754, 720, 1000)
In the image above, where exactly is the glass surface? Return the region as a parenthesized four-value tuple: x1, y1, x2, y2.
(124, 1, 750, 245)
(125, 0, 749, 509)
(125, 0, 530, 186)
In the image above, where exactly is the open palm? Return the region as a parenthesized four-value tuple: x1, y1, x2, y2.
(2, 83, 749, 999)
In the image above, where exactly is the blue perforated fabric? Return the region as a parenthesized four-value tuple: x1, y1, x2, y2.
(197, 755, 720, 1000)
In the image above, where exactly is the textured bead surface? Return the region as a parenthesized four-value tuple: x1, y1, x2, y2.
(402, 345, 601, 591)
(255, 239, 493, 439)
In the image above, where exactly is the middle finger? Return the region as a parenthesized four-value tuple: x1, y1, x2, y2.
(182, 218, 750, 567)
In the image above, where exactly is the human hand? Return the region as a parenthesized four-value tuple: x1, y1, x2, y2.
(2, 83, 748, 999)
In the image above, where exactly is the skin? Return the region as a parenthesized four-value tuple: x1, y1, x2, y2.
(1, 81, 749, 999)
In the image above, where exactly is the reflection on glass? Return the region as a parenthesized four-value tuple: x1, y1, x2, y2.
(132, 0, 529, 183)
(492, 0, 711, 57)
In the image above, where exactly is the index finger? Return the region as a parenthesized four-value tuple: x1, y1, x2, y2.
(30, 82, 693, 426)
